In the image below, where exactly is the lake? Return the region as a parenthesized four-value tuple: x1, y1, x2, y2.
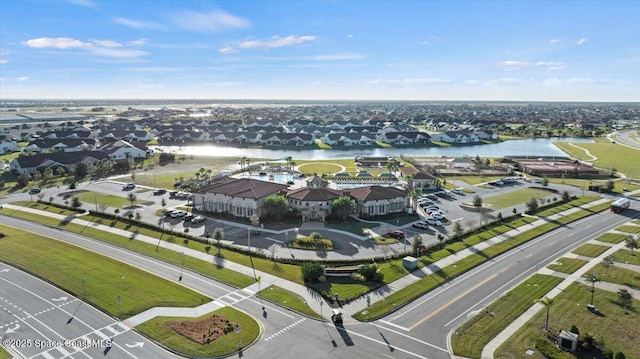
(156, 137, 594, 160)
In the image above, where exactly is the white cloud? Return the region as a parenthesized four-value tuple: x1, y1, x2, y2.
(367, 78, 451, 86)
(548, 39, 561, 44)
(462, 80, 481, 86)
(498, 60, 530, 71)
(114, 17, 163, 30)
(204, 81, 244, 87)
(65, 0, 97, 8)
(92, 40, 122, 48)
(23, 37, 148, 58)
(23, 37, 91, 49)
(0, 59, 7, 65)
(535, 61, 566, 71)
(240, 35, 316, 49)
(347, 34, 354, 39)
(421, 41, 430, 45)
(17, 76, 29, 82)
(218, 46, 238, 54)
(484, 77, 528, 86)
(577, 38, 588, 45)
(128, 38, 148, 46)
(543, 77, 613, 86)
(169, 9, 251, 32)
(309, 53, 367, 61)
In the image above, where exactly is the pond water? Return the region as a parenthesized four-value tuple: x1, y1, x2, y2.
(156, 137, 594, 160)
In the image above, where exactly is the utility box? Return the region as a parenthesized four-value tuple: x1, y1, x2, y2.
(403, 256, 418, 270)
(559, 330, 578, 352)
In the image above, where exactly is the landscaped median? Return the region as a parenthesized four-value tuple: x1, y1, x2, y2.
(353, 200, 610, 321)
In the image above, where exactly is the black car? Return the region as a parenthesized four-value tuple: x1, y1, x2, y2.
(153, 188, 167, 195)
(28, 188, 41, 195)
(183, 214, 195, 222)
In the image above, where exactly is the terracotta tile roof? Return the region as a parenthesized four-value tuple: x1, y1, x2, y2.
(346, 185, 407, 201)
(197, 177, 288, 199)
(286, 187, 344, 201)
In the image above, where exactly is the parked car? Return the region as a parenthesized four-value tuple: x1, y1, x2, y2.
(28, 188, 41, 195)
(425, 218, 442, 226)
(170, 210, 188, 218)
(122, 183, 135, 190)
(191, 216, 207, 224)
(430, 213, 446, 220)
(412, 221, 429, 229)
(452, 188, 464, 195)
(183, 214, 195, 222)
(425, 194, 438, 200)
(153, 188, 166, 195)
(387, 230, 406, 239)
(417, 199, 435, 206)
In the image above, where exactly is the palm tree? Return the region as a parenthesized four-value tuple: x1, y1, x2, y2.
(537, 296, 553, 331)
(213, 227, 225, 256)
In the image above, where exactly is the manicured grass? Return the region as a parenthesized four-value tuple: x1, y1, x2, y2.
(615, 225, 640, 234)
(136, 307, 259, 357)
(612, 249, 640, 266)
(547, 257, 589, 274)
(456, 175, 506, 185)
(75, 191, 136, 208)
(308, 278, 376, 301)
(286, 237, 337, 251)
(0, 345, 10, 359)
(3, 208, 256, 288)
(534, 196, 600, 217)
(483, 188, 554, 210)
(296, 162, 344, 175)
(0, 227, 210, 318)
(134, 157, 240, 189)
(451, 275, 563, 359)
(571, 243, 611, 258)
(595, 232, 629, 244)
(257, 285, 323, 319)
(554, 141, 640, 179)
(589, 264, 640, 289)
(371, 236, 398, 245)
(494, 283, 640, 359)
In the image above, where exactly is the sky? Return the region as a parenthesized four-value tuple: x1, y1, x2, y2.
(1, 0, 639, 101)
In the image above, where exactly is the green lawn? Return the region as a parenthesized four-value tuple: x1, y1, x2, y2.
(534, 196, 600, 217)
(589, 264, 640, 289)
(0, 227, 210, 318)
(571, 243, 611, 258)
(257, 285, 323, 319)
(612, 249, 640, 266)
(308, 278, 376, 302)
(483, 188, 555, 210)
(546, 257, 588, 274)
(136, 307, 259, 357)
(595, 232, 629, 244)
(495, 283, 640, 359)
(554, 141, 640, 179)
(0, 345, 9, 359)
(75, 191, 137, 208)
(451, 275, 563, 358)
(615, 225, 640, 234)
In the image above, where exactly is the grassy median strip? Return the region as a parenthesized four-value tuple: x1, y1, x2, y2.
(3, 209, 257, 288)
(136, 307, 259, 358)
(615, 225, 640, 234)
(494, 283, 640, 359)
(547, 257, 588, 274)
(589, 263, 640, 289)
(612, 249, 640, 266)
(354, 206, 607, 321)
(451, 274, 563, 359)
(258, 285, 323, 319)
(0, 227, 210, 318)
(572, 243, 611, 258)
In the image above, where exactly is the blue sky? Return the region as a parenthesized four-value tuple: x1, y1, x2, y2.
(1, 0, 638, 101)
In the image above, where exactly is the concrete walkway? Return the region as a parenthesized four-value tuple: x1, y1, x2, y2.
(480, 225, 639, 358)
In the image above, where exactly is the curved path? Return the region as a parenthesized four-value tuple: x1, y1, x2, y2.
(567, 142, 598, 161)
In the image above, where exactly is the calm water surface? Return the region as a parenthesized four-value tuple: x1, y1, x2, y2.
(157, 137, 594, 160)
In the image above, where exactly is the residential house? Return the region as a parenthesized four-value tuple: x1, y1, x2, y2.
(99, 140, 148, 160)
(346, 186, 408, 218)
(9, 151, 109, 175)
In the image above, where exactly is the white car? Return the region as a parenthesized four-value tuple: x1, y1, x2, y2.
(425, 218, 442, 226)
(412, 221, 429, 229)
(452, 188, 464, 195)
(122, 183, 135, 190)
(170, 210, 188, 218)
(430, 213, 446, 220)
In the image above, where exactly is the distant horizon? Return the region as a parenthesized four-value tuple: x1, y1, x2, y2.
(2, 0, 639, 102)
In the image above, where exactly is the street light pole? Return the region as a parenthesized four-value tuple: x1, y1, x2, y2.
(179, 251, 184, 281)
(248, 227, 251, 253)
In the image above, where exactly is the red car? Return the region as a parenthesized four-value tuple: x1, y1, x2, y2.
(387, 230, 405, 239)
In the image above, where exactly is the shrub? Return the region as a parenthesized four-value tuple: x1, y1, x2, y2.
(358, 264, 383, 282)
(350, 273, 366, 282)
(570, 324, 580, 336)
(318, 275, 327, 283)
(301, 262, 324, 282)
(535, 337, 571, 359)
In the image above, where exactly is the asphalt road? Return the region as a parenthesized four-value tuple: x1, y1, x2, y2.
(0, 263, 172, 359)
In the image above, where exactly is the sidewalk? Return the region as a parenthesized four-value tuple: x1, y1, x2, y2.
(480, 224, 639, 359)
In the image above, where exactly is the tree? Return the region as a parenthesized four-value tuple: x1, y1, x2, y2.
(250, 214, 260, 229)
(301, 262, 324, 282)
(411, 235, 423, 257)
(386, 160, 399, 174)
(602, 255, 615, 275)
(561, 190, 571, 202)
(541, 176, 549, 187)
(75, 163, 87, 178)
(472, 195, 483, 207)
(331, 195, 356, 221)
(624, 235, 638, 255)
(16, 173, 29, 188)
(264, 194, 289, 221)
(537, 296, 553, 331)
(618, 288, 633, 314)
(71, 196, 82, 209)
(127, 192, 137, 208)
(605, 180, 615, 192)
(525, 197, 539, 214)
(452, 221, 464, 240)
(310, 231, 322, 246)
(213, 227, 224, 255)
